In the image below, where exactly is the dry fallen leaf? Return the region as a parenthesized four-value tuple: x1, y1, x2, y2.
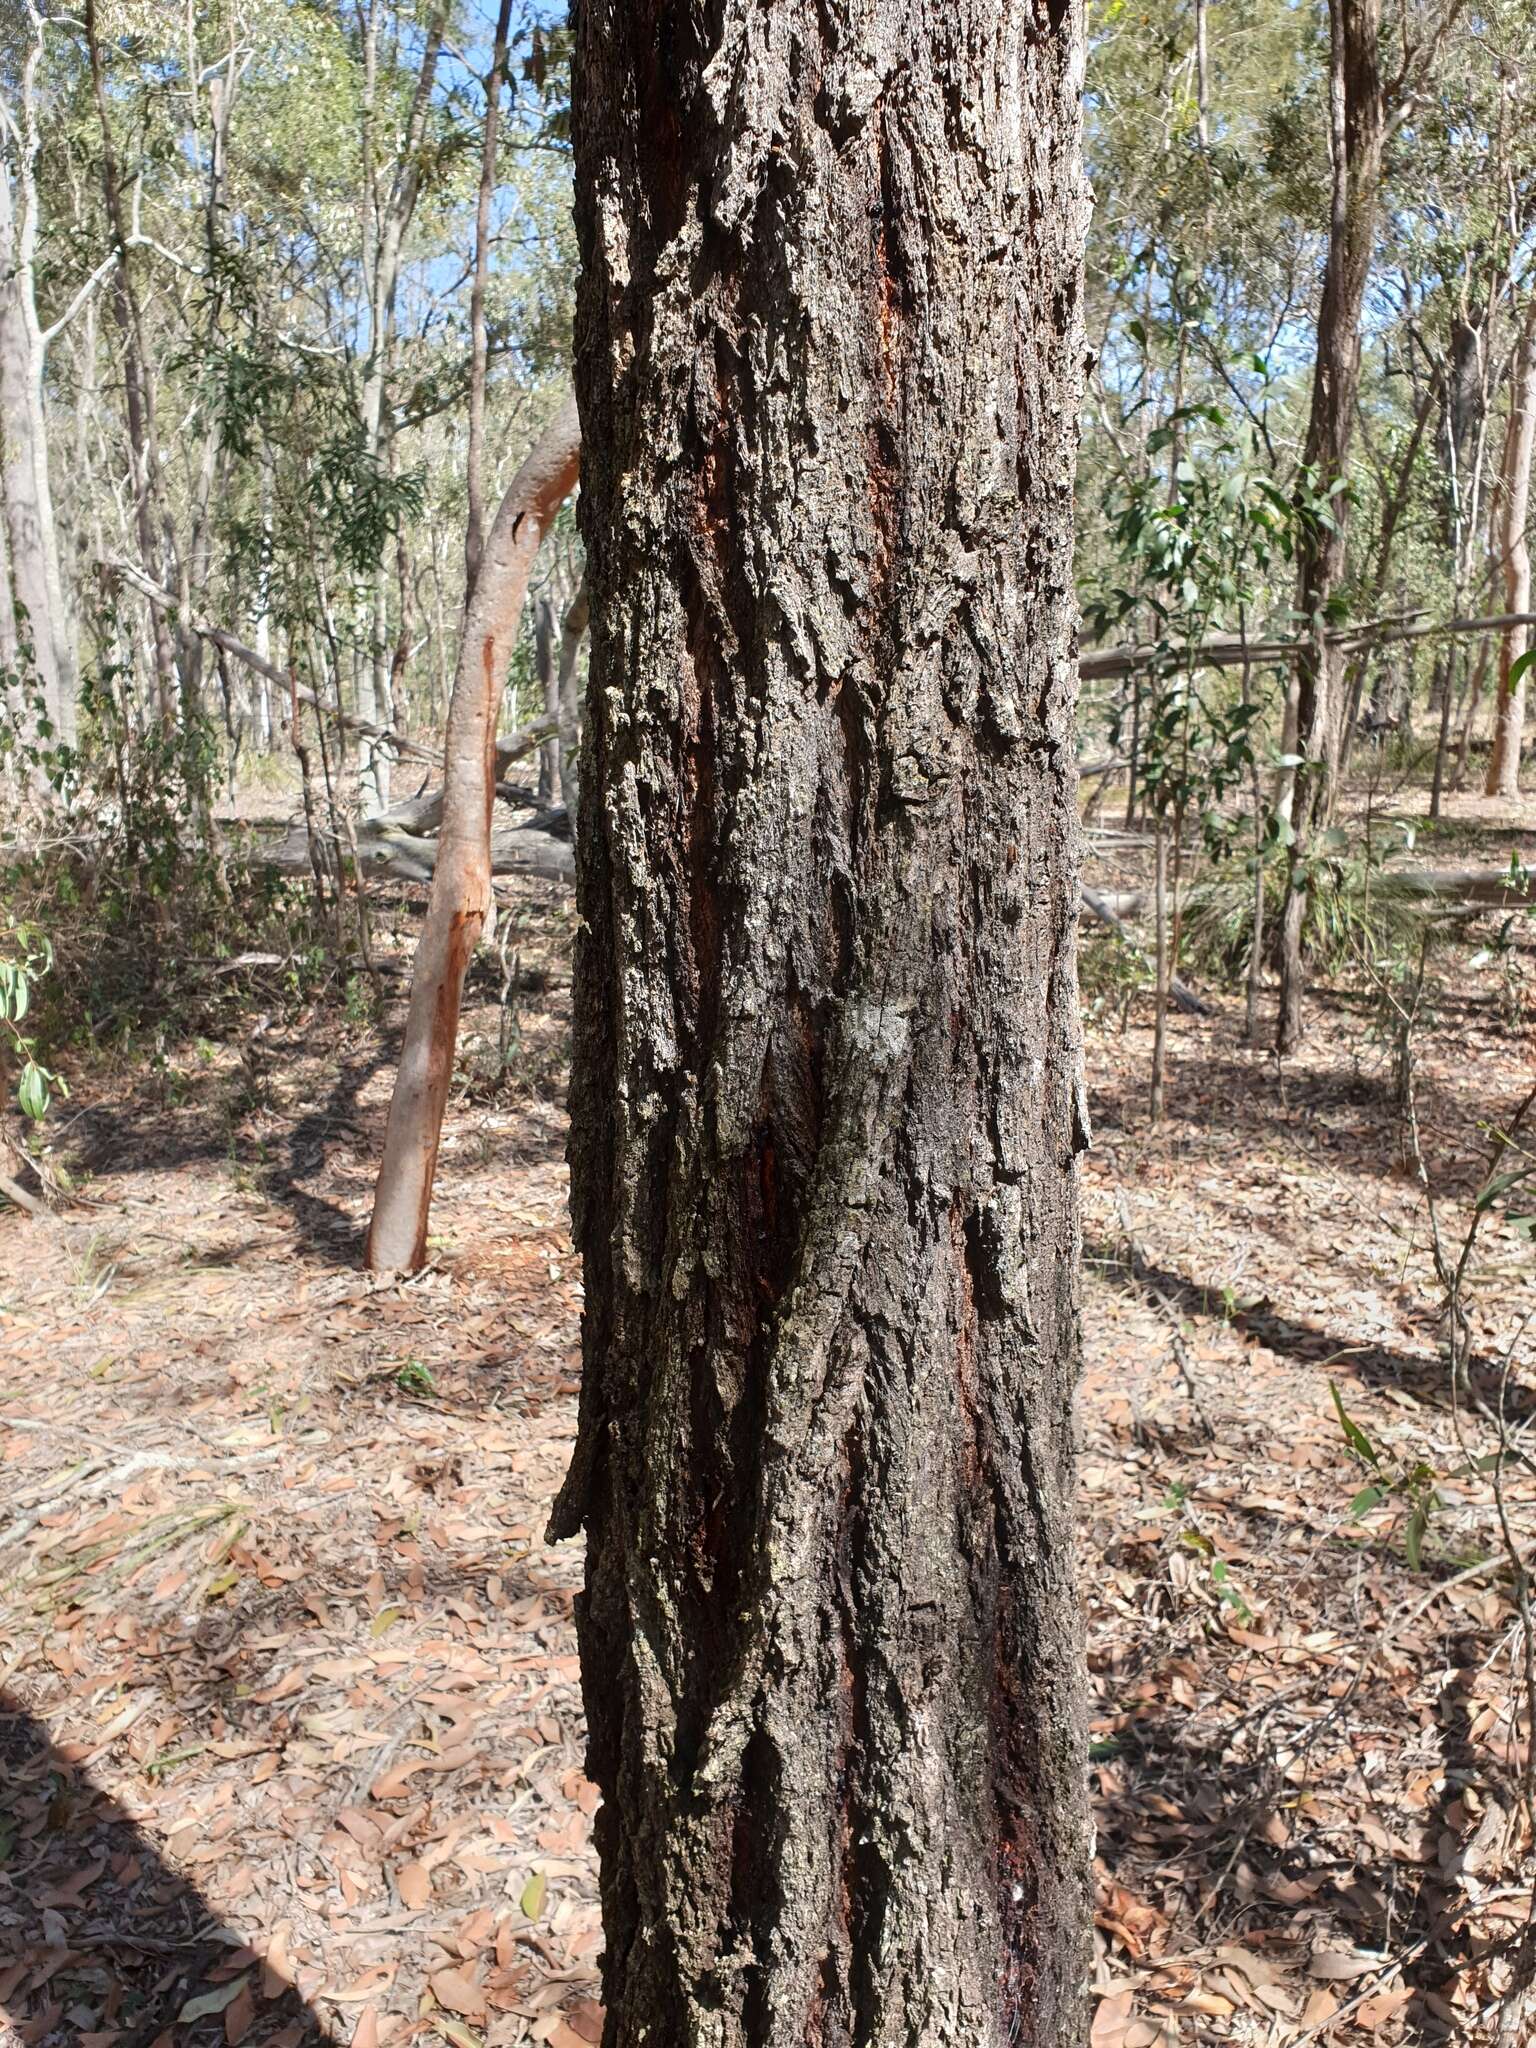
(1356, 1984, 1412, 2030)
(429, 1969, 489, 2022)
(1308, 1949, 1380, 1983)
(223, 1981, 255, 2046)
(260, 1922, 295, 2001)
(1091, 1990, 1134, 2048)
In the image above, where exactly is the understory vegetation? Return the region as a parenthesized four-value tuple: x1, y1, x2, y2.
(3, 0, 1536, 2043)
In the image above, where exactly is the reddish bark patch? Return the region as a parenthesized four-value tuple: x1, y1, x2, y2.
(481, 634, 499, 833)
(413, 906, 481, 1268)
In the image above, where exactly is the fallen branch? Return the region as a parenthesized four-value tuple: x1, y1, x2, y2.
(1081, 608, 1536, 682)
(257, 817, 575, 886)
(1081, 888, 1212, 1016)
(110, 557, 1536, 716)
(108, 563, 571, 816)
(1090, 864, 1536, 920)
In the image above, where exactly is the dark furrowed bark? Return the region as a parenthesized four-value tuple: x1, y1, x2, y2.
(553, 5, 1093, 2046)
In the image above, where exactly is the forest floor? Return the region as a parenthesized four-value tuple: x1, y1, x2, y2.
(4, 812, 1536, 2048)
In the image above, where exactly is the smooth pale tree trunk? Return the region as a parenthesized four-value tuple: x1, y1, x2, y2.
(0, 169, 68, 746)
(364, 398, 580, 1273)
(550, 5, 1093, 2045)
(464, 0, 513, 594)
(1485, 298, 1536, 799)
(0, 482, 19, 759)
(1277, 0, 1388, 1053)
(0, 272, 54, 726)
(86, 0, 179, 729)
(353, 5, 445, 815)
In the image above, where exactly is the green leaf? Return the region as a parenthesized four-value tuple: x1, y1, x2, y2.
(1404, 1497, 1431, 1571)
(1508, 646, 1536, 693)
(1476, 1164, 1536, 1213)
(17, 1063, 49, 1122)
(519, 1869, 547, 1920)
(1348, 1483, 1386, 1520)
(1330, 1381, 1379, 1467)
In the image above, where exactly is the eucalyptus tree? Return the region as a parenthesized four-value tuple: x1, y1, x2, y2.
(1089, 405, 1299, 1098)
(1079, 0, 1322, 808)
(1276, 0, 1473, 1053)
(20, 0, 574, 794)
(553, 3, 1094, 2043)
(1486, 293, 1536, 796)
(0, 0, 86, 747)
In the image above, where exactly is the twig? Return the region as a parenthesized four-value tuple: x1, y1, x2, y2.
(1114, 1188, 1217, 1439)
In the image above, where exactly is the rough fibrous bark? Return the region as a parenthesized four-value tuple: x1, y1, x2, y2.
(552, 5, 1093, 2045)
(1485, 297, 1536, 800)
(365, 397, 579, 1272)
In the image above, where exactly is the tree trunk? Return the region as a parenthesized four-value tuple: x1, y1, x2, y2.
(1276, 0, 1387, 1053)
(1485, 297, 1536, 799)
(85, 0, 180, 729)
(1339, 381, 1435, 777)
(1239, 638, 1267, 1044)
(464, 0, 513, 596)
(1429, 645, 1458, 819)
(534, 594, 558, 799)
(557, 578, 589, 816)
(1452, 631, 1491, 790)
(1151, 814, 1169, 1122)
(353, 5, 446, 814)
(0, 170, 65, 749)
(551, 6, 1093, 2046)
(364, 397, 579, 1273)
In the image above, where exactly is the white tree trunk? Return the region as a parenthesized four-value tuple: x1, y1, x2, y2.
(1485, 296, 1536, 798)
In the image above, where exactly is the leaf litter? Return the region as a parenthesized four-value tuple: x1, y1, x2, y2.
(0, 881, 1533, 2044)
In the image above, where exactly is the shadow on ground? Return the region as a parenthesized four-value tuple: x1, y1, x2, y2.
(0, 1696, 336, 2046)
